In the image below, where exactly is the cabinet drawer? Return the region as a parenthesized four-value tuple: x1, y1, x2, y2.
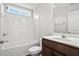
(51, 51, 63, 56)
(42, 39, 57, 49)
(42, 44, 52, 56)
(57, 44, 79, 55)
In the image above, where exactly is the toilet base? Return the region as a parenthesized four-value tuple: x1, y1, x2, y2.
(27, 52, 41, 56)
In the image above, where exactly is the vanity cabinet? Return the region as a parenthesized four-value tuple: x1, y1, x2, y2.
(42, 38, 79, 56)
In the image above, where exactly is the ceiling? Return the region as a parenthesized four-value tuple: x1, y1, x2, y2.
(17, 3, 79, 9)
(54, 3, 70, 8)
(54, 3, 79, 9)
(23, 3, 71, 9)
(4, 3, 79, 10)
(14, 3, 40, 10)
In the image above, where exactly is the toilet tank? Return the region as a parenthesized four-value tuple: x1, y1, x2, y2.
(40, 38, 42, 47)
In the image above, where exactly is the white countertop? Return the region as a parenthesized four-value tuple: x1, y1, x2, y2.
(43, 36, 79, 48)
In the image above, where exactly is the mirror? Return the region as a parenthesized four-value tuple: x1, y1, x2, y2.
(53, 3, 79, 34)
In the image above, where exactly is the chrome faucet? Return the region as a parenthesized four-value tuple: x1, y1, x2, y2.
(62, 33, 66, 38)
(0, 40, 8, 44)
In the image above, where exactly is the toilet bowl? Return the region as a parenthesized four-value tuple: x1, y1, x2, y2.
(28, 38, 42, 56)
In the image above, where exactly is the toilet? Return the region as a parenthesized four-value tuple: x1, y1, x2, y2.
(28, 38, 42, 56)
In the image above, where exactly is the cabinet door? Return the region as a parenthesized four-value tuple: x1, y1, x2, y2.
(56, 44, 79, 56)
(42, 44, 52, 56)
(42, 44, 63, 56)
(51, 51, 63, 56)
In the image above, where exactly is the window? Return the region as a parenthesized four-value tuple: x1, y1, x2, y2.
(6, 5, 32, 17)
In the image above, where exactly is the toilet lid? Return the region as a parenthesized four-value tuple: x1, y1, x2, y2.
(28, 46, 41, 52)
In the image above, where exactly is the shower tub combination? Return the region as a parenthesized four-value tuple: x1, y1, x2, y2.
(0, 40, 39, 56)
(0, 4, 38, 56)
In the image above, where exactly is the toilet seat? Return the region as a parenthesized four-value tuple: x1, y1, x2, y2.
(28, 46, 41, 54)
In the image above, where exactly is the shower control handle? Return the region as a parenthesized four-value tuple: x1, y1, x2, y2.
(3, 33, 8, 36)
(0, 40, 8, 44)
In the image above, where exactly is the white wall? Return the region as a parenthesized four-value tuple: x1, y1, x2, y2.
(0, 6, 2, 50)
(33, 3, 54, 40)
(0, 17, 1, 50)
(0, 17, 1, 38)
(54, 4, 79, 33)
(33, 7, 40, 41)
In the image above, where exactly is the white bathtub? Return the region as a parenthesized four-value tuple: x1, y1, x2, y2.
(0, 41, 39, 56)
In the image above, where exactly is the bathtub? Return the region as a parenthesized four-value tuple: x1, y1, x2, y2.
(0, 40, 39, 56)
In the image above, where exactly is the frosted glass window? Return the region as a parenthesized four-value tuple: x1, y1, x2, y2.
(0, 6, 1, 16)
(6, 5, 32, 17)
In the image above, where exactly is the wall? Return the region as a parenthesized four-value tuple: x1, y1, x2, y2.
(33, 3, 54, 40)
(54, 4, 79, 33)
(33, 7, 40, 41)
(0, 16, 1, 50)
(0, 17, 1, 38)
(0, 16, 1, 38)
(39, 4, 54, 37)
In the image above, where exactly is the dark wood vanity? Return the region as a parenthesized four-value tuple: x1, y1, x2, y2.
(42, 38, 79, 56)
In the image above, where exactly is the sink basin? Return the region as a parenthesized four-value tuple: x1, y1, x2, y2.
(57, 37, 79, 43)
(45, 35, 79, 42)
(54, 37, 72, 41)
(52, 35, 77, 41)
(51, 35, 62, 39)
